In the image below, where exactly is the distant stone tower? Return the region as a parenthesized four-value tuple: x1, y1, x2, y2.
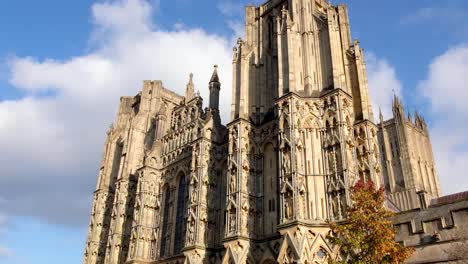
(83, 0, 441, 263)
(378, 96, 441, 211)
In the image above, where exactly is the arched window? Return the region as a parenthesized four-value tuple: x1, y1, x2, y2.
(173, 174, 187, 254)
(160, 185, 171, 257)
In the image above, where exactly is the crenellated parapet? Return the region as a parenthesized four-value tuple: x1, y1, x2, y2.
(393, 195, 468, 263)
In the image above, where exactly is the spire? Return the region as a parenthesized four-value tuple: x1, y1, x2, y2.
(210, 65, 220, 84)
(209, 65, 221, 110)
(379, 107, 384, 124)
(185, 73, 195, 101)
(392, 94, 399, 108)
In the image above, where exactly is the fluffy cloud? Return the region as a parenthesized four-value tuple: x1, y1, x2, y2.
(366, 53, 403, 119)
(399, 5, 466, 26)
(0, 246, 13, 258)
(217, 1, 243, 16)
(0, 0, 233, 227)
(0, 212, 12, 258)
(419, 45, 468, 194)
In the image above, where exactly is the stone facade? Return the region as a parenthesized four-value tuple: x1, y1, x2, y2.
(83, 0, 452, 263)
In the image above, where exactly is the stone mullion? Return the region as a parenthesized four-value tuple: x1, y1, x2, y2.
(370, 124, 381, 186)
(129, 172, 159, 262)
(224, 129, 232, 238)
(257, 152, 264, 236)
(108, 179, 125, 264)
(195, 141, 206, 245)
(336, 93, 352, 209)
(236, 124, 243, 236)
(106, 185, 119, 264)
(134, 186, 144, 260)
(153, 191, 162, 261)
(322, 115, 335, 220)
(289, 97, 299, 221)
(278, 106, 286, 222)
(128, 179, 143, 261)
(168, 185, 176, 256)
(186, 153, 197, 247)
(357, 122, 380, 186)
(362, 125, 372, 182)
(318, 126, 327, 220)
(113, 178, 134, 264)
(279, 103, 286, 223)
(286, 14, 296, 93)
(224, 122, 244, 238)
(85, 190, 111, 264)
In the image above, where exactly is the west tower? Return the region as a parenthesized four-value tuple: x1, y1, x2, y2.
(224, 0, 382, 262)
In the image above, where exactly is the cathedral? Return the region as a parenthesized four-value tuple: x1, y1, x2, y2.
(83, 0, 444, 263)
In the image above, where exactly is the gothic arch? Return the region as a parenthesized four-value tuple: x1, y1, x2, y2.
(175, 167, 189, 182)
(260, 138, 278, 152)
(300, 114, 322, 129)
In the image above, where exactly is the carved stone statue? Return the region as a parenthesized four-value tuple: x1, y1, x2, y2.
(282, 149, 291, 176)
(230, 169, 237, 193)
(188, 220, 195, 244)
(284, 194, 293, 219)
(229, 213, 236, 234)
(242, 209, 249, 235)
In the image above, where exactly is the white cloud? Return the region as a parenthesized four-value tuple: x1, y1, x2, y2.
(0, 213, 12, 258)
(0, 245, 13, 258)
(227, 20, 245, 41)
(399, 5, 468, 40)
(399, 5, 466, 25)
(418, 45, 468, 195)
(366, 53, 403, 119)
(217, 1, 243, 16)
(399, 7, 438, 25)
(0, 0, 233, 227)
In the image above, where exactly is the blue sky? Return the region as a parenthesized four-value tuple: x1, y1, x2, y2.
(1, 0, 468, 263)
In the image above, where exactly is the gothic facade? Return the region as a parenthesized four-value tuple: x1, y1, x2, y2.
(83, 0, 441, 263)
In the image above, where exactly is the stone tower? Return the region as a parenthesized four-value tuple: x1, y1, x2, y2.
(224, 0, 381, 262)
(377, 96, 441, 211)
(83, 0, 440, 263)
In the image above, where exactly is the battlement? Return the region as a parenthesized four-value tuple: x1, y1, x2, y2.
(393, 198, 468, 263)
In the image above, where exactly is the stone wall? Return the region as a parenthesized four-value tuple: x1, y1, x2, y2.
(394, 192, 468, 263)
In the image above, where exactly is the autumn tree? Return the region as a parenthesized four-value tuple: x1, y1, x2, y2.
(328, 179, 414, 264)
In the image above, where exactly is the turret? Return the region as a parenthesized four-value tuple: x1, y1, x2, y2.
(186, 73, 195, 101)
(379, 107, 384, 125)
(392, 95, 405, 122)
(209, 65, 220, 110)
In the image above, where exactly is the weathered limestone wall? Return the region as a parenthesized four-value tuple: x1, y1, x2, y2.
(394, 193, 468, 263)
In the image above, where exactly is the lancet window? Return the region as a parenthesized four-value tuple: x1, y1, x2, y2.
(174, 174, 187, 254)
